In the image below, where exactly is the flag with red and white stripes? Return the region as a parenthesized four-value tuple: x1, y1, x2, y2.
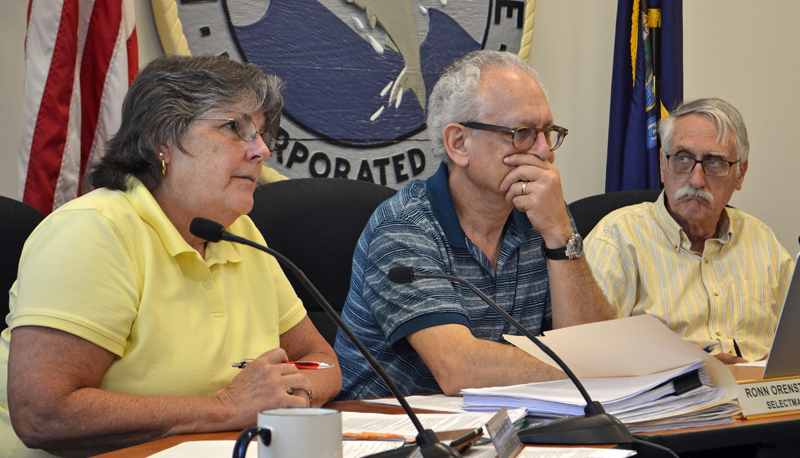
(19, 0, 138, 214)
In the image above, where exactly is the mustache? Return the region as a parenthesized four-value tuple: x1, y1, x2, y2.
(674, 185, 714, 204)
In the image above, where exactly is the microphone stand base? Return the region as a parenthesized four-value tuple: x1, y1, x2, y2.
(363, 444, 463, 458)
(363, 429, 463, 458)
(419, 443, 463, 458)
(518, 413, 634, 445)
(417, 429, 462, 458)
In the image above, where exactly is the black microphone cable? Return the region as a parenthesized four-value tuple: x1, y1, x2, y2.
(389, 266, 682, 457)
(388, 266, 636, 446)
(190, 218, 461, 458)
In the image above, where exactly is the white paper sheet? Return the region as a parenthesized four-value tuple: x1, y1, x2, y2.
(149, 441, 250, 458)
(467, 446, 636, 458)
(503, 314, 738, 401)
(364, 394, 467, 413)
(342, 409, 527, 439)
(463, 363, 703, 405)
(147, 440, 635, 458)
(148, 439, 403, 458)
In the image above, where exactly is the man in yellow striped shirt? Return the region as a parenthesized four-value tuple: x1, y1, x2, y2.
(585, 98, 794, 364)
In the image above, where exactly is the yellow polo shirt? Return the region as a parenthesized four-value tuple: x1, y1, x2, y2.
(585, 192, 794, 362)
(0, 178, 305, 458)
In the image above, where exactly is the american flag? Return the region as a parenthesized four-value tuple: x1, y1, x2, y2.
(19, 0, 138, 214)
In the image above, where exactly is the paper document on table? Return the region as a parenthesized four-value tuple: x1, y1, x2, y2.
(462, 363, 732, 424)
(464, 445, 636, 458)
(148, 439, 406, 458)
(503, 314, 737, 400)
(343, 441, 412, 457)
(363, 394, 467, 412)
(463, 363, 703, 407)
(148, 441, 250, 458)
(460, 315, 742, 432)
(342, 409, 527, 439)
(625, 402, 741, 433)
(149, 439, 635, 458)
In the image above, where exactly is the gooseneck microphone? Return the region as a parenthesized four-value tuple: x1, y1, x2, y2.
(189, 218, 461, 458)
(388, 266, 634, 446)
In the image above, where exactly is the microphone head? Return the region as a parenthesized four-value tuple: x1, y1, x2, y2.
(189, 217, 225, 242)
(388, 266, 416, 284)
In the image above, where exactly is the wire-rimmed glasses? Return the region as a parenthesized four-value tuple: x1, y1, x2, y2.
(197, 116, 275, 150)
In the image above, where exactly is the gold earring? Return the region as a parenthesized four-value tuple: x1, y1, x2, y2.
(161, 160, 167, 176)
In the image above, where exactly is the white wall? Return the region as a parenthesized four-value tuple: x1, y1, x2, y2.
(0, 0, 29, 202)
(530, 0, 800, 253)
(1, 1, 797, 252)
(683, 1, 800, 255)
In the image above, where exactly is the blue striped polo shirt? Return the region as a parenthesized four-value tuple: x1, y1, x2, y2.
(334, 163, 554, 400)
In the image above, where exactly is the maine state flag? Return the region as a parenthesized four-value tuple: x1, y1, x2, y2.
(606, 0, 683, 192)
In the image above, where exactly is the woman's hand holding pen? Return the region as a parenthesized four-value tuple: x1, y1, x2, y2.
(215, 348, 312, 429)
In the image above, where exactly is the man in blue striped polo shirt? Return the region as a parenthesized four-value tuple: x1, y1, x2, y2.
(334, 50, 614, 400)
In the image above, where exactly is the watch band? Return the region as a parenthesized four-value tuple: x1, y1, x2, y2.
(542, 244, 570, 260)
(542, 233, 583, 260)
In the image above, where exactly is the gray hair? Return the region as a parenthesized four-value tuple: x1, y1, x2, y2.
(426, 50, 546, 164)
(659, 98, 750, 163)
(89, 54, 284, 191)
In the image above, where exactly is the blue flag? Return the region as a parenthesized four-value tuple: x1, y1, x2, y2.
(606, 0, 683, 192)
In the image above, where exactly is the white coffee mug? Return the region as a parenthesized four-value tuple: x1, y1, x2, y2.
(234, 408, 342, 458)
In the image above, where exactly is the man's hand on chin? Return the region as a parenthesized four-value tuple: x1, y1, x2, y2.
(500, 154, 571, 243)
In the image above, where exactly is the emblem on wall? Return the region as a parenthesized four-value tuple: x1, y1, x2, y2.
(153, 0, 534, 187)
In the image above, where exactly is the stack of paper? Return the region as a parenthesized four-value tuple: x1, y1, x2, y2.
(461, 362, 739, 431)
(461, 315, 741, 433)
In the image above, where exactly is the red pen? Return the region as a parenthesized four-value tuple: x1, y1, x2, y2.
(287, 360, 334, 370)
(232, 359, 334, 369)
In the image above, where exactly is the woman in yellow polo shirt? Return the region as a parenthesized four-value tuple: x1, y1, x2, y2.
(0, 55, 341, 458)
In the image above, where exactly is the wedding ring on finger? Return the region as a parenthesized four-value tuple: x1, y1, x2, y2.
(286, 387, 294, 395)
(521, 181, 528, 196)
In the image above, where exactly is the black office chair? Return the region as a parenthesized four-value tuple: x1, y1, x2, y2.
(568, 190, 661, 238)
(248, 178, 397, 346)
(0, 196, 46, 322)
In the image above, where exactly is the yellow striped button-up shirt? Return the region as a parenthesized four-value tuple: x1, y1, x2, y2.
(584, 192, 794, 361)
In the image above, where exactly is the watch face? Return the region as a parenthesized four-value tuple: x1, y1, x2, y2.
(566, 233, 583, 259)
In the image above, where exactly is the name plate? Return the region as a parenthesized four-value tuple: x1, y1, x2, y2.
(485, 407, 524, 458)
(738, 377, 800, 418)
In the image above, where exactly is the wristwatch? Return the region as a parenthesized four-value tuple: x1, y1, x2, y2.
(542, 233, 583, 260)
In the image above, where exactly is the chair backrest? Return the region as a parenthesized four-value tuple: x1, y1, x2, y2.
(248, 178, 397, 345)
(568, 190, 661, 238)
(0, 196, 46, 322)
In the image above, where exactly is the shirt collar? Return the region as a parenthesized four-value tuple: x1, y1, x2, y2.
(425, 162, 532, 249)
(717, 209, 732, 243)
(656, 191, 733, 250)
(124, 177, 243, 264)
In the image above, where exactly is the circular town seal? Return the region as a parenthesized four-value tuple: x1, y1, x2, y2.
(152, 0, 536, 187)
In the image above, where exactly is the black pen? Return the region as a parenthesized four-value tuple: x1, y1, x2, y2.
(702, 343, 719, 353)
(733, 340, 743, 358)
(449, 427, 483, 449)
